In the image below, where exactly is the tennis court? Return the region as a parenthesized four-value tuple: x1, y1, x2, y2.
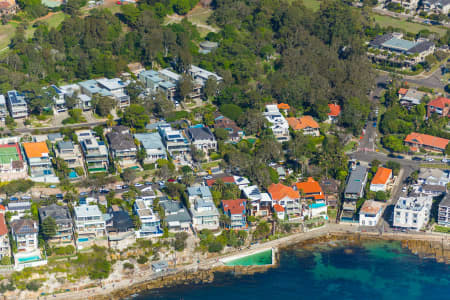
(0, 144, 21, 164)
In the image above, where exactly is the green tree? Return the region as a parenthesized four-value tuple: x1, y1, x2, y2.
(92, 95, 115, 117)
(122, 104, 149, 130)
(220, 104, 243, 121)
(41, 217, 57, 241)
(121, 168, 137, 183)
(178, 74, 193, 101)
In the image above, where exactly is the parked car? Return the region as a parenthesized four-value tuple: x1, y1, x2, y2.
(204, 175, 213, 180)
(396, 155, 405, 159)
(373, 122, 377, 127)
(425, 158, 434, 162)
(442, 158, 449, 163)
(115, 185, 122, 190)
(134, 183, 143, 187)
(145, 181, 152, 186)
(122, 184, 129, 189)
(412, 157, 422, 161)
(167, 178, 176, 183)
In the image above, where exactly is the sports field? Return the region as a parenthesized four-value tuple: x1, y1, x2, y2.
(0, 145, 21, 164)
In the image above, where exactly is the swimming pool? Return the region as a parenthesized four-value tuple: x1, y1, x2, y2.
(18, 255, 40, 263)
(68, 170, 78, 179)
(78, 237, 89, 242)
(224, 249, 273, 266)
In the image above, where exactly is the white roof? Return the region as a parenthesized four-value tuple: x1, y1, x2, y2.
(74, 205, 102, 218)
(0, 95, 5, 105)
(159, 69, 181, 82)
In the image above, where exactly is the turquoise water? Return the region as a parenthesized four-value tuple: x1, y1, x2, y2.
(68, 171, 78, 179)
(310, 203, 326, 208)
(137, 240, 450, 300)
(78, 238, 89, 242)
(18, 255, 40, 263)
(224, 249, 272, 266)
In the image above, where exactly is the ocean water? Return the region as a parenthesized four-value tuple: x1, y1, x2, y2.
(224, 249, 272, 266)
(136, 240, 450, 300)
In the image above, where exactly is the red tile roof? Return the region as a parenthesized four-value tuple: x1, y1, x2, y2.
(268, 183, 299, 201)
(398, 88, 408, 96)
(0, 204, 5, 211)
(206, 176, 235, 187)
(428, 97, 450, 109)
(278, 103, 290, 110)
(404, 132, 449, 151)
(22, 142, 49, 158)
(360, 200, 383, 215)
(222, 199, 246, 215)
(287, 116, 320, 130)
(273, 204, 284, 213)
(371, 167, 392, 185)
(0, 213, 7, 236)
(328, 104, 341, 117)
(294, 177, 323, 195)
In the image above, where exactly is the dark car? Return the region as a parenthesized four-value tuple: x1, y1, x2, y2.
(122, 184, 129, 189)
(145, 181, 152, 186)
(412, 157, 422, 161)
(387, 153, 396, 158)
(396, 155, 405, 159)
(373, 122, 377, 127)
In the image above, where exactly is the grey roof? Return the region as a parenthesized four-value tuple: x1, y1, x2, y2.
(10, 219, 37, 234)
(134, 133, 165, 151)
(422, 184, 446, 193)
(152, 260, 168, 269)
(440, 193, 450, 208)
(48, 133, 62, 141)
(408, 41, 434, 54)
(106, 131, 136, 150)
(38, 204, 72, 226)
(146, 121, 167, 130)
(185, 126, 215, 141)
(344, 165, 367, 194)
(369, 33, 394, 47)
(187, 186, 212, 199)
(424, 0, 450, 5)
(160, 200, 191, 223)
(383, 38, 416, 51)
(58, 141, 74, 151)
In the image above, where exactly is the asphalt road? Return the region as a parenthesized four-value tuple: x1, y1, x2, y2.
(404, 66, 447, 90)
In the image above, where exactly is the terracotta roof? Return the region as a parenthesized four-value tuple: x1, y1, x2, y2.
(328, 104, 341, 117)
(277, 103, 290, 110)
(404, 132, 449, 151)
(371, 167, 392, 185)
(427, 97, 450, 109)
(0, 213, 7, 236)
(273, 204, 284, 213)
(287, 116, 320, 131)
(22, 142, 49, 158)
(268, 183, 299, 201)
(294, 177, 323, 195)
(360, 200, 383, 215)
(222, 199, 246, 215)
(398, 88, 408, 95)
(206, 176, 235, 187)
(0, 204, 5, 211)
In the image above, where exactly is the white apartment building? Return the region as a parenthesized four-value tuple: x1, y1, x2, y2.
(393, 195, 433, 230)
(158, 123, 190, 156)
(264, 104, 290, 142)
(73, 205, 106, 242)
(359, 200, 384, 226)
(133, 199, 162, 238)
(7, 90, 28, 119)
(187, 186, 219, 230)
(10, 219, 38, 253)
(0, 95, 7, 121)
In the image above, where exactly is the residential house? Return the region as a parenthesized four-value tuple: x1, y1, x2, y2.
(273, 204, 285, 220)
(404, 132, 449, 153)
(47, 133, 63, 143)
(0, 0, 17, 18)
(7, 90, 28, 119)
(106, 126, 138, 168)
(187, 186, 219, 230)
(199, 41, 218, 54)
(73, 205, 106, 246)
(185, 126, 217, 152)
(327, 103, 341, 123)
(368, 33, 435, 66)
(359, 200, 384, 227)
(0, 141, 27, 181)
(0, 209, 10, 259)
(399, 89, 426, 108)
(55, 141, 83, 170)
(7, 198, 31, 219)
(370, 167, 393, 192)
(59, 84, 92, 111)
(22, 142, 58, 183)
(421, 184, 446, 197)
(241, 185, 272, 217)
(398, 88, 408, 99)
(77, 130, 109, 173)
(0, 95, 7, 121)
(268, 183, 301, 216)
(277, 103, 290, 114)
(287, 116, 320, 136)
(418, 168, 450, 186)
(393, 195, 432, 230)
(158, 123, 190, 156)
(233, 176, 250, 188)
(423, 0, 450, 14)
(222, 199, 247, 230)
(390, 0, 419, 10)
(264, 104, 290, 142)
(139, 70, 178, 101)
(319, 178, 340, 208)
(438, 193, 450, 227)
(214, 115, 244, 142)
(188, 65, 223, 86)
(427, 97, 450, 118)
(105, 206, 134, 248)
(160, 198, 192, 232)
(205, 175, 235, 187)
(10, 219, 38, 252)
(134, 133, 167, 164)
(152, 260, 169, 273)
(96, 78, 130, 108)
(50, 85, 67, 113)
(133, 199, 163, 238)
(38, 204, 73, 244)
(294, 177, 327, 218)
(344, 165, 368, 201)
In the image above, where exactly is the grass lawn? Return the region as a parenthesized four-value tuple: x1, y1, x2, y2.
(434, 225, 450, 233)
(301, 0, 321, 11)
(419, 163, 450, 169)
(201, 161, 220, 170)
(344, 141, 358, 152)
(371, 13, 447, 36)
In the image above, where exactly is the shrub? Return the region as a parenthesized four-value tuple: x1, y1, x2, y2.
(143, 163, 156, 170)
(137, 255, 148, 264)
(123, 262, 134, 270)
(25, 280, 42, 291)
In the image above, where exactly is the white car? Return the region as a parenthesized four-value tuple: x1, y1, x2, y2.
(116, 185, 122, 190)
(134, 183, 143, 187)
(442, 159, 449, 163)
(426, 158, 434, 162)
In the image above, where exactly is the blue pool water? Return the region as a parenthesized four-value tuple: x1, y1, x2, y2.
(68, 171, 78, 179)
(137, 240, 450, 300)
(18, 255, 40, 263)
(78, 238, 89, 242)
(310, 203, 326, 208)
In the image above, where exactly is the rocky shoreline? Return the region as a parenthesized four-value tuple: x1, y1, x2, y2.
(84, 231, 450, 300)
